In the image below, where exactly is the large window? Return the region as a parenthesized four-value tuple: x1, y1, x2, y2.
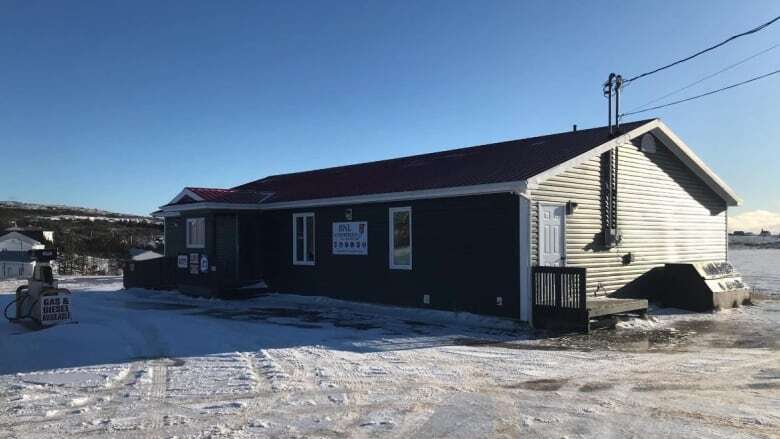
(186, 217, 205, 248)
(293, 213, 315, 265)
(389, 207, 412, 269)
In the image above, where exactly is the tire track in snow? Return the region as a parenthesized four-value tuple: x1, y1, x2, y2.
(149, 362, 167, 401)
(89, 362, 143, 436)
(122, 359, 169, 437)
(254, 350, 291, 392)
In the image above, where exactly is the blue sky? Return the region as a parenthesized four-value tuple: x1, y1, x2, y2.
(1, 1, 778, 229)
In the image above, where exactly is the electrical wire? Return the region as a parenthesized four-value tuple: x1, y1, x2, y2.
(625, 43, 780, 113)
(624, 15, 780, 84)
(620, 69, 780, 118)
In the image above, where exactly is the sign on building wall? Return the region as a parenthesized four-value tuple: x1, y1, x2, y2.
(177, 254, 188, 269)
(332, 222, 368, 255)
(189, 253, 200, 274)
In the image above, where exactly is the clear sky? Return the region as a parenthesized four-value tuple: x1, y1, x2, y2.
(1, 1, 778, 230)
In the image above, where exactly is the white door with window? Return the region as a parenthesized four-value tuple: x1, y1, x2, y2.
(539, 204, 565, 267)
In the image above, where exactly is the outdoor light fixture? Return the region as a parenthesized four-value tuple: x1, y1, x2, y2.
(345, 208, 353, 221)
(566, 201, 579, 215)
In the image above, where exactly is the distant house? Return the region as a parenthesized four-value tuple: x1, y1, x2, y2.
(0, 251, 34, 279)
(0, 231, 46, 252)
(152, 119, 740, 322)
(0, 228, 54, 279)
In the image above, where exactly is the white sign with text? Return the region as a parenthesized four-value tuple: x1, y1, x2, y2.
(332, 222, 368, 255)
(40, 294, 72, 325)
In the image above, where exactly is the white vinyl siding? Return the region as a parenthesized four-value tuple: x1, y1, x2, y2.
(529, 138, 727, 295)
(293, 213, 315, 265)
(186, 218, 205, 249)
(389, 207, 412, 270)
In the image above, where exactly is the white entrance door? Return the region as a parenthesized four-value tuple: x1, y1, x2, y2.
(539, 204, 565, 267)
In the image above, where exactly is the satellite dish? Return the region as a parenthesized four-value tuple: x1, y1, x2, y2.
(640, 134, 656, 153)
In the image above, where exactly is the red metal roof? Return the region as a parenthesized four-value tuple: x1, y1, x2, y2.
(233, 120, 654, 203)
(165, 188, 271, 206)
(165, 120, 654, 207)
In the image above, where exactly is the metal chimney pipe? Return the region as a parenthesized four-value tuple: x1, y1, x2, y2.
(604, 73, 615, 135)
(615, 75, 623, 132)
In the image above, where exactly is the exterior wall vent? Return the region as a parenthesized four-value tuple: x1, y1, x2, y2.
(640, 134, 657, 153)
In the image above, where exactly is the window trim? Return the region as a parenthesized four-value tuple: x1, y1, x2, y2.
(292, 212, 315, 266)
(186, 217, 205, 249)
(388, 206, 412, 270)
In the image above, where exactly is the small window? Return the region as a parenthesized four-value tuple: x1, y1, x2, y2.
(186, 218, 205, 248)
(389, 207, 412, 269)
(293, 213, 315, 265)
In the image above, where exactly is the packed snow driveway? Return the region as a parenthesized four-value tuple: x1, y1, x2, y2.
(0, 277, 778, 438)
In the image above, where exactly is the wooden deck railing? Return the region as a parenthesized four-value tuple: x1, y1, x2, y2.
(532, 266, 588, 332)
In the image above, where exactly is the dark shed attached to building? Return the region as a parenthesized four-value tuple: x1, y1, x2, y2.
(153, 119, 740, 324)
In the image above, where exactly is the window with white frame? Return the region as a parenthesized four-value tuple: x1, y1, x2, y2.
(293, 213, 315, 265)
(186, 217, 205, 248)
(389, 207, 412, 269)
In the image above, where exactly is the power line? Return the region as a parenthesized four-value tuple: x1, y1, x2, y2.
(626, 42, 780, 112)
(624, 15, 780, 84)
(620, 69, 780, 118)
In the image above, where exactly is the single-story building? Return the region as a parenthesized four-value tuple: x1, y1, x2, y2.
(152, 118, 739, 323)
(0, 230, 53, 280)
(0, 251, 34, 279)
(0, 230, 49, 252)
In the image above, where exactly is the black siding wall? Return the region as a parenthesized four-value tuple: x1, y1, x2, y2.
(261, 193, 521, 318)
(164, 211, 264, 292)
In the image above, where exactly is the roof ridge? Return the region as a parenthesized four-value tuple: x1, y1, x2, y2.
(234, 119, 657, 189)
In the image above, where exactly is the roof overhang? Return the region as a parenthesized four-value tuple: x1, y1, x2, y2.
(167, 188, 205, 205)
(256, 181, 528, 210)
(157, 202, 267, 214)
(651, 120, 740, 206)
(525, 119, 741, 206)
(151, 210, 181, 218)
(155, 180, 527, 215)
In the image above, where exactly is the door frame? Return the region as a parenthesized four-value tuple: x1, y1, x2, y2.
(537, 201, 567, 267)
(215, 213, 240, 281)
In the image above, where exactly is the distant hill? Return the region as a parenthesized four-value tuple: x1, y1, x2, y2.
(0, 200, 162, 259)
(0, 200, 159, 224)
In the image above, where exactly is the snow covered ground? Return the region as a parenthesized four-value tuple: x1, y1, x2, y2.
(0, 251, 779, 438)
